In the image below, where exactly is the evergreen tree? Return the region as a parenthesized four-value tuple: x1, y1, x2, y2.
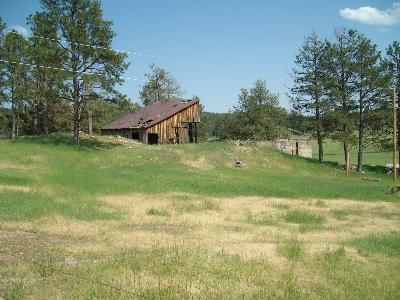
(27, 11, 67, 135)
(41, 0, 128, 144)
(353, 34, 387, 171)
(140, 64, 182, 106)
(386, 41, 400, 92)
(0, 31, 31, 139)
(290, 32, 329, 162)
(324, 28, 358, 165)
(385, 41, 400, 161)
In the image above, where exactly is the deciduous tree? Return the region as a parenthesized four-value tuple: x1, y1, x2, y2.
(231, 80, 287, 141)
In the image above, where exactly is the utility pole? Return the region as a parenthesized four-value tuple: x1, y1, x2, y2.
(393, 88, 397, 183)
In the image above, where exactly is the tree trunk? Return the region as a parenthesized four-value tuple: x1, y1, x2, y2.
(34, 82, 39, 134)
(44, 78, 49, 135)
(16, 110, 20, 138)
(315, 100, 323, 163)
(318, 136, 323, 163)
(343, 119, 349, 174)
(44, 99, 49, 135)
(357, 93, 364, 172)
(397, 89, 400, 170)
(88, 108, 93, 136)
(357, 123, 363, 172)
(11, 89, 16, 140)
(344, 142, 349, 175)
(72, 77, 80, 145)
(11, 107, 16, 140)
(72, 105, 80, 145)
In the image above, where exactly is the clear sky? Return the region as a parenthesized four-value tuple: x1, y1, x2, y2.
(1, 0, 399, 112)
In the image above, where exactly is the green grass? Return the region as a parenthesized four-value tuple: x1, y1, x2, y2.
(246, 212, 279, 226)
(312, 139, 392, 167)
(277, 237, 304, 261)
(348, 232, 400, 257)
(331, 209, 349, 220)
(0, 190, 118, 221)
(0, 134, 397, 212)
(1, 134, 400, 299)
(284, 210, 326, 225)
(146, 208, 171, 217)
(314, 199, 327, 208)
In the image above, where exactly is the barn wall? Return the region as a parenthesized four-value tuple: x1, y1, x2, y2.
(146, 102, 200, 144)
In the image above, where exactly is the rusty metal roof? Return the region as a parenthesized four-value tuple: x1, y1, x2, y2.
(102, 99, 199, 130)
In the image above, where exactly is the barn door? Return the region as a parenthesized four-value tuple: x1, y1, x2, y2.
(148, 133, 159, 145)
(188, 123, 194, 143)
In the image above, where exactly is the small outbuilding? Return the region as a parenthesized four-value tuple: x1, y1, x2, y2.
(263, 137, 312, 158)
(101, 99, 200, 145)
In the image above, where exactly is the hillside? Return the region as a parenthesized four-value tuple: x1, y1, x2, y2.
(0, 135, 399, 299)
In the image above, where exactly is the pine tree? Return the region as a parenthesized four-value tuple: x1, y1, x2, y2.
(324, 28, 358, 166)
(353, 34, 387, 171)
(27, 11, 67, 135)
(290, 32, 329, 162)
(0, 31, 31, 139)
(385, 41, 400, 162)
(41, 0, 128, 144)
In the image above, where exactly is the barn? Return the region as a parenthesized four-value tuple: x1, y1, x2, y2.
(101, 98, 200, 144)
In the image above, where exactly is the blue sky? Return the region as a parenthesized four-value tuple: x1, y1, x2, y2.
(1, 0, 399, 112)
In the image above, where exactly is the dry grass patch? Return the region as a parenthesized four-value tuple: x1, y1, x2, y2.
(0, 162, 31, 170)
(1, 193, 400, 299)
(181, 156, 212, 170)
(0, 185, 32, 192)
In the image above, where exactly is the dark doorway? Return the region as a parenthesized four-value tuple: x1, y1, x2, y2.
(295, 142, 299, 156)
(131, 132, 140, 140)
(174, 126, 180, 144)
(148, 133, 159, 145)
(188, 123, 193, 143)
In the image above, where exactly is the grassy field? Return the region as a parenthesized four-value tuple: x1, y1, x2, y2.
(0, 134, 399, 299)
(312, 139, 392, 166)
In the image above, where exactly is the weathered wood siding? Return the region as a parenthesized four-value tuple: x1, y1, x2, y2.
(146, 102, 200, 144)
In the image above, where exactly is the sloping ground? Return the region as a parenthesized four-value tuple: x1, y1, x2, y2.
(0, 135, 399, 299)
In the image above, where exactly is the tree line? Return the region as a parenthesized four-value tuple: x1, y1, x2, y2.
(290, 29, 399, 171)
(199, 29, 399, 172)
(0, 0, 129, 144)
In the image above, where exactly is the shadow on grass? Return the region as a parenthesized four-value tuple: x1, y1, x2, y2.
(300, 156, 389, 175)
(11, 134, 120, 150)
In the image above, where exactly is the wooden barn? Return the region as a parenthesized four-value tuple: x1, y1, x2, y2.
(101, 99, 200, 144)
